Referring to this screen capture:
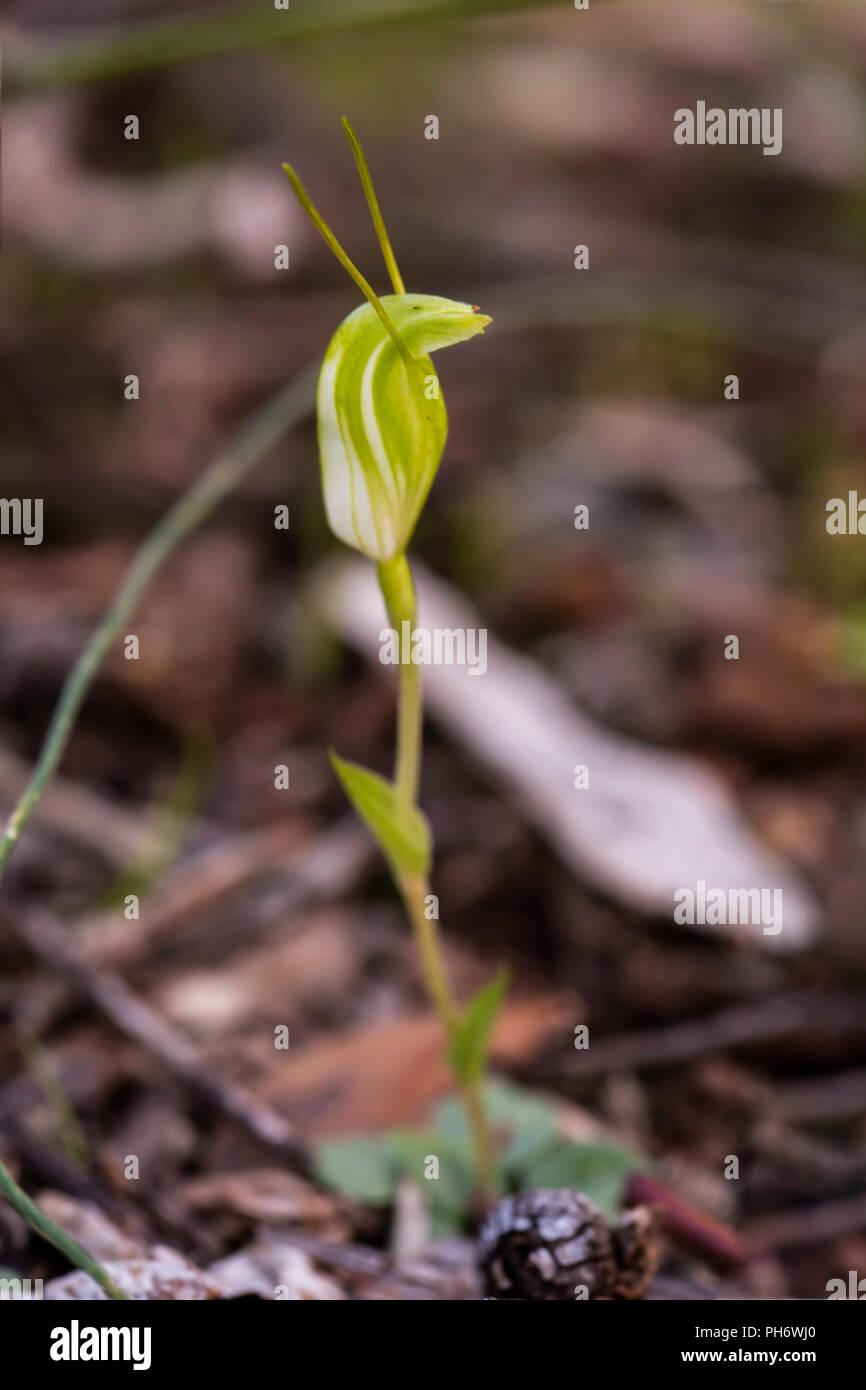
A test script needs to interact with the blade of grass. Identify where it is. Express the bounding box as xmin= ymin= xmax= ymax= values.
xmin=0 ymin=1162 xmax=129 ymax=1298
xmin=0 ymin=365 xmax=316 ymax=888
xmin=6 ymin=0 xmax=570 ymax=92
xmin=93 ymin=732 xmax=213 ymax=910
xmin=16 ymin=1029 xmax=90 ymax=1170
xmin=0 ymin=367 xmax=316 ymax=1295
